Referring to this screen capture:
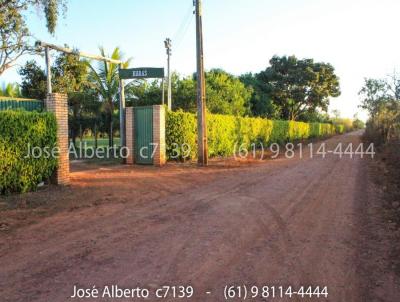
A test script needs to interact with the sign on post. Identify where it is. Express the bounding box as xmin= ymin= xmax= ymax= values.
xmin=119 ymin=67 xmax=165 ymax=79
